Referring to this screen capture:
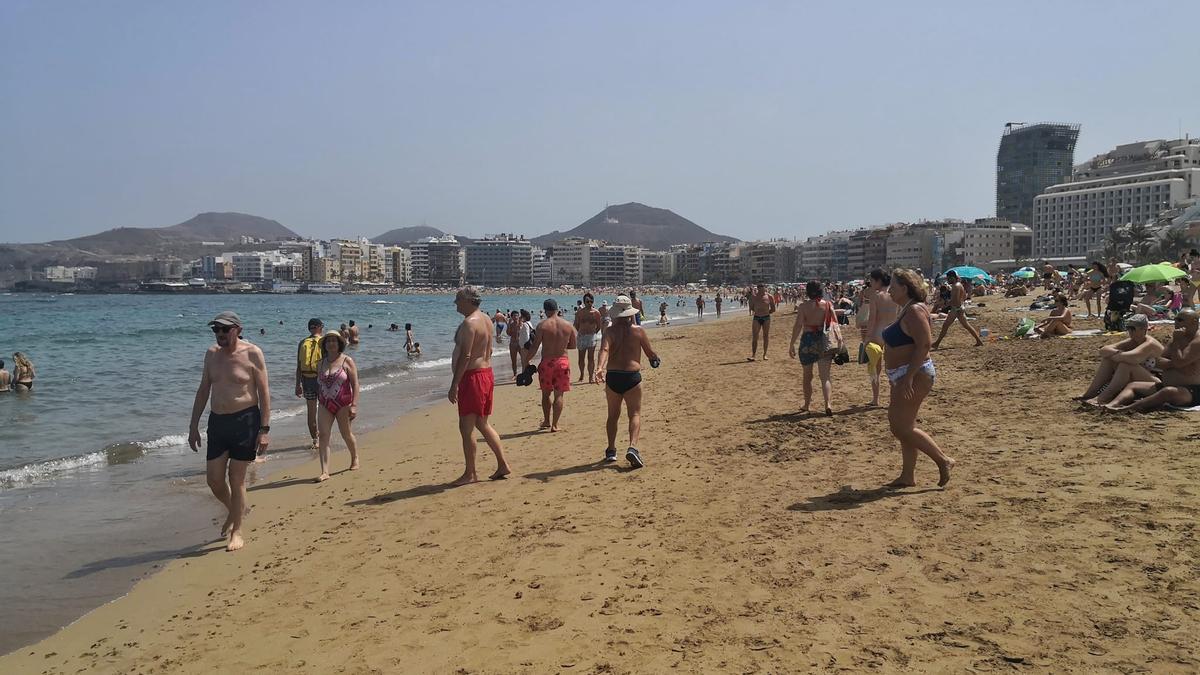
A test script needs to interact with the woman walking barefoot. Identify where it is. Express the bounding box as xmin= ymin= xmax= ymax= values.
xmin=315 ymin=330 xmax=360 ymax=482
xmin=789 ymin=280 xmax=836 ymax=415
xmin=883 ymin=269 xmax=955 ymax=487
